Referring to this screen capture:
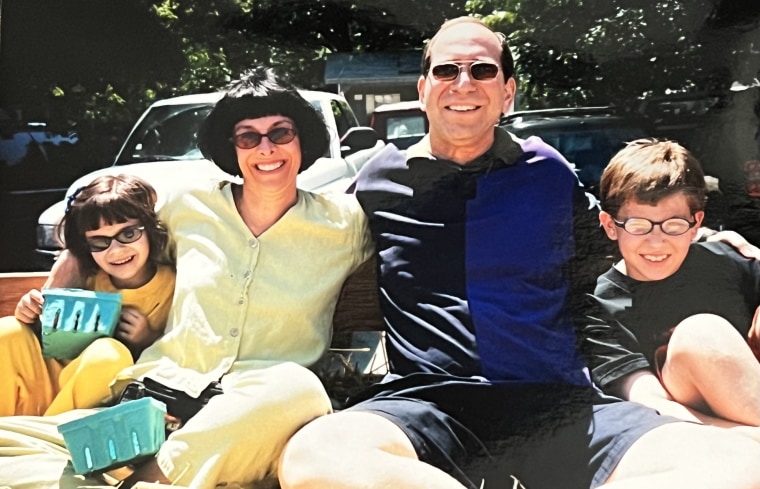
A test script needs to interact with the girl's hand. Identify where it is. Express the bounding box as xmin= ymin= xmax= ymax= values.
xmin=14 ymin=289 xmax=44 ymax=325
xmin=115 ymin=306 xmax=161 ymax=352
